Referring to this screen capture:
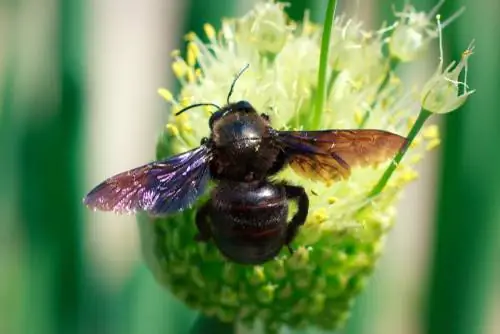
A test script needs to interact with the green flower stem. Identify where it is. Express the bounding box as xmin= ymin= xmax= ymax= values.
xmin=311 ymin=0 xmax=337 ymax=129
xmin=190 ymin=314 xmax=234 ymax=334
xmin=360 ymin=57 xmax=400 ymax=128
xmin=368 ymin=108 xmax=432 ymax=198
